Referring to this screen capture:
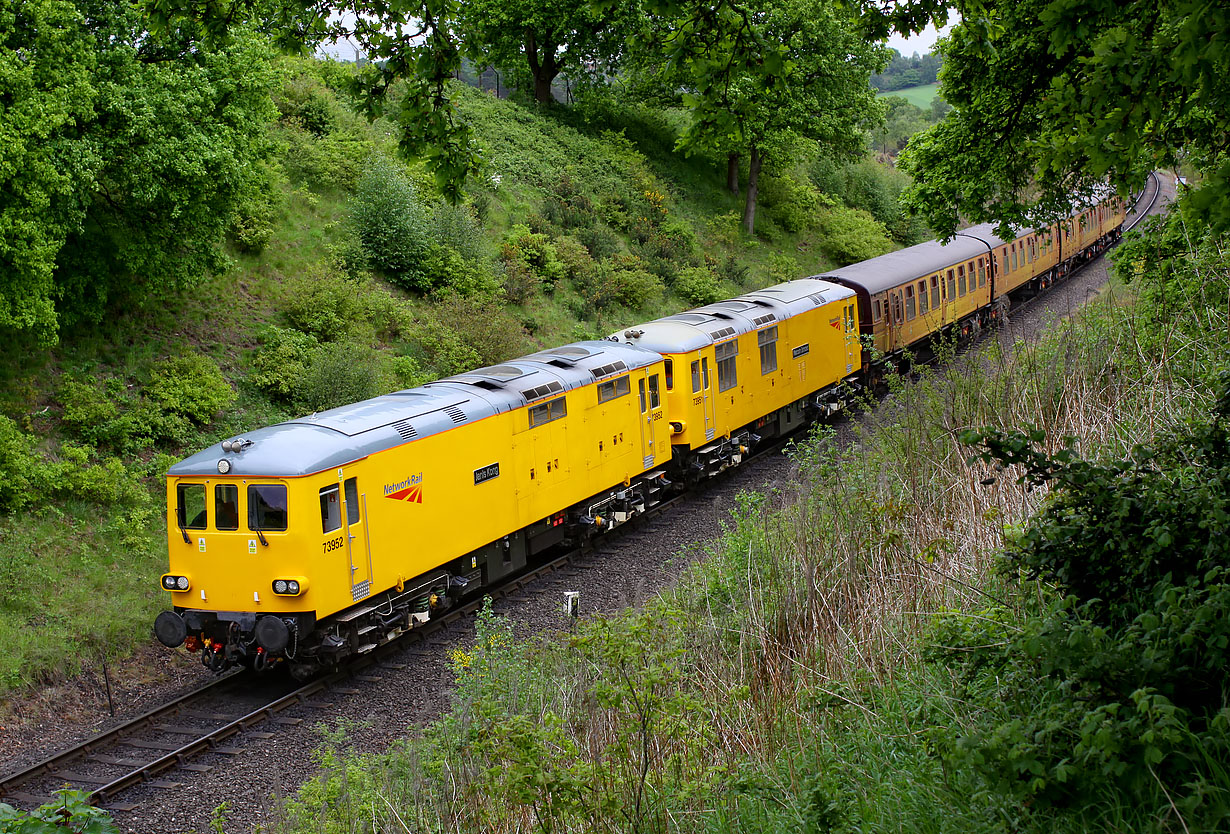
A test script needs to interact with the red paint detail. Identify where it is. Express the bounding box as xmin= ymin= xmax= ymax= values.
xmin=386 ymin=486 xmax=414 ymax=500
